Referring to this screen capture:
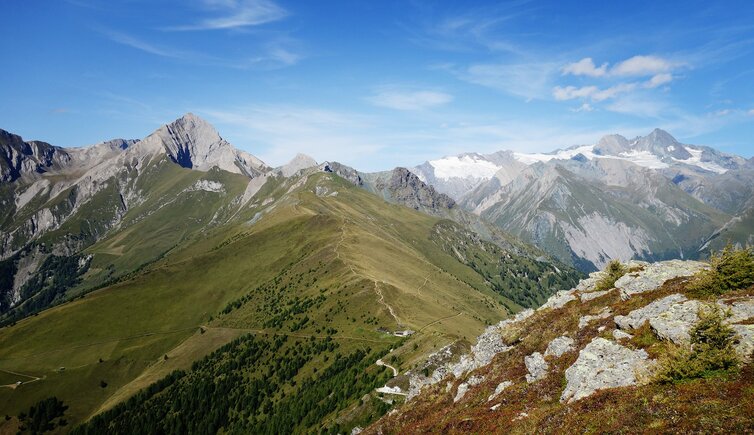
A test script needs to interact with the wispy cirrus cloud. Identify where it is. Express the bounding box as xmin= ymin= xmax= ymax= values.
xmin=164 ymin=0 xmax=287 ymax=31
xmin=101 ymin=29 xmax=301 ymax=69
xmin=367 ymin=88 xmax=453 ymax=111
